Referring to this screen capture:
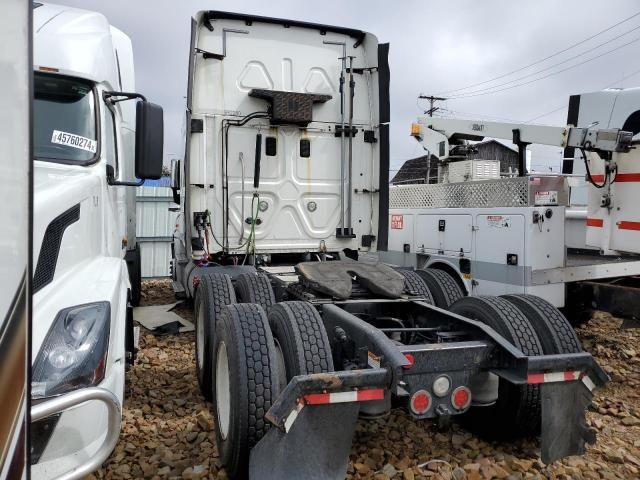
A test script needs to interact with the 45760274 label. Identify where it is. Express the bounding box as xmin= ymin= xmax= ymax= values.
xmin=51 ymin=130 xmax=97 ymax=153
